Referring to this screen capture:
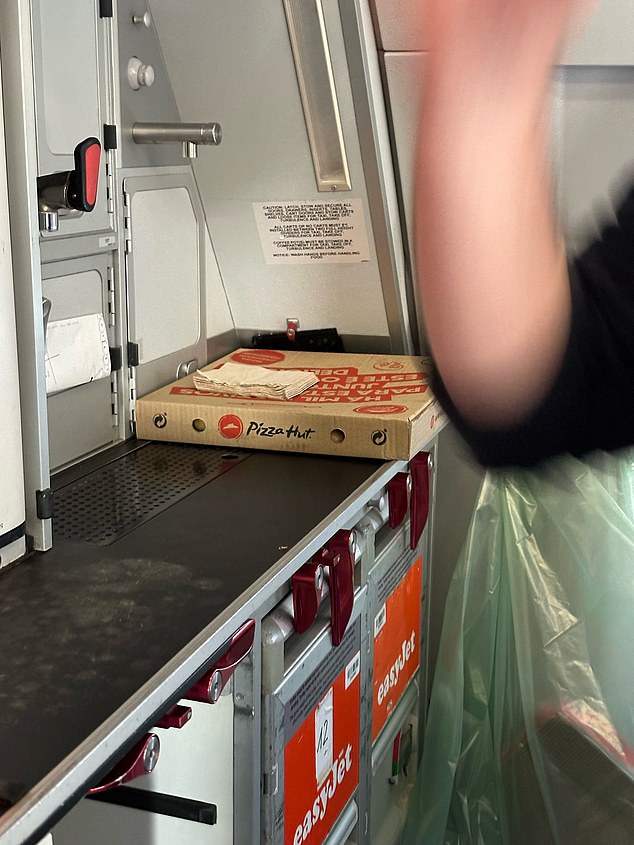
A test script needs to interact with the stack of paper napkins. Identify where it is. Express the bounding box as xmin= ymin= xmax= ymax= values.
xmin=192 ymin=362 xmax=318 ymax=400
